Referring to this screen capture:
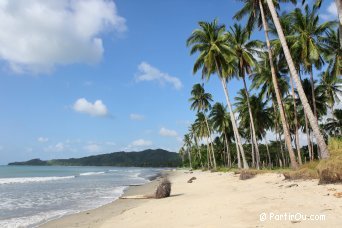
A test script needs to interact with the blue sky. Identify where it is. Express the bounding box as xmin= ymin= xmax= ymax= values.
xmin=0 ymin=0 xmax=338 ymax=164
